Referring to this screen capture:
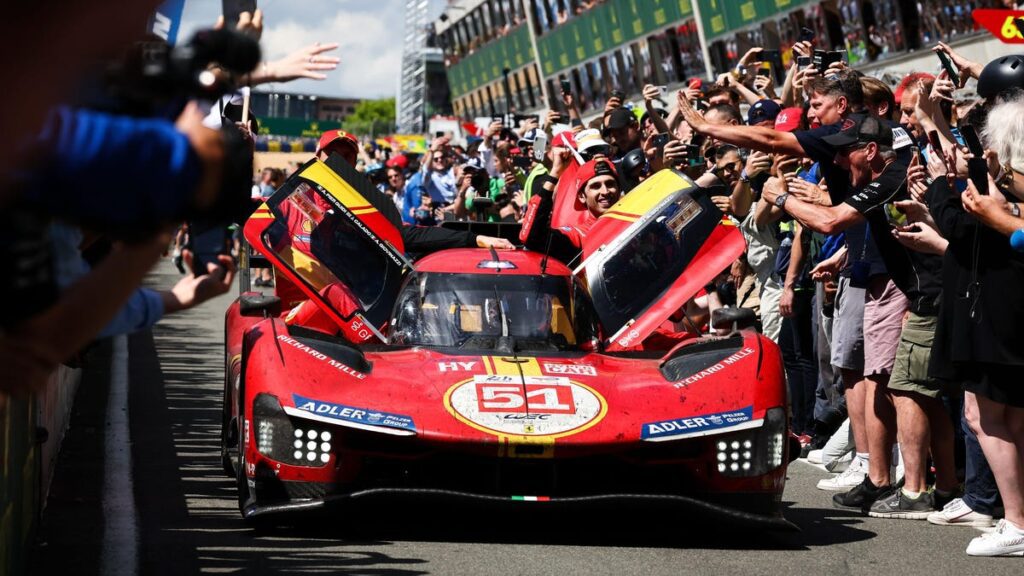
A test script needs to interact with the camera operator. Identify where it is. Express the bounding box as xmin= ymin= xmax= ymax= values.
xmin=0 ymin=25 xmax=265 ymax=396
